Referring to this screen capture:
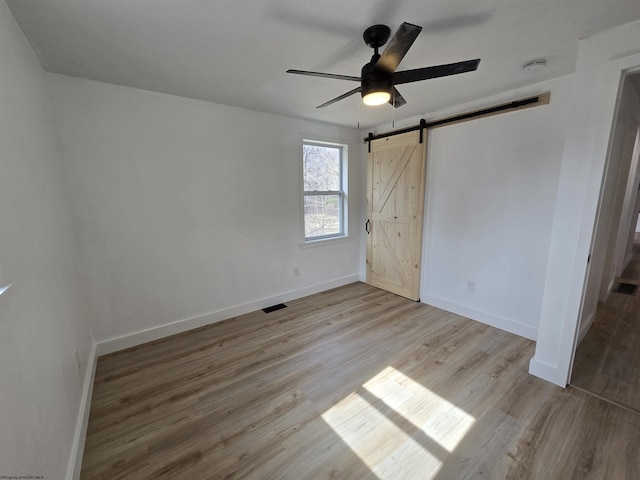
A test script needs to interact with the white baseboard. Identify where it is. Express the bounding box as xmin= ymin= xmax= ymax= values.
xmin=67 ymin=342 xmax=98 ymax=480
xmin=598 ymin=279 xmax=614 ymax=303
xmin=420 ymin=294 xmax=538 ymax=340
xmin=97 ymin=275 xmax=361 ymax=355
xmin=577 ymin=310 xmax=596 ymax=345
xmin=623 ymin=253 xmax=633 ymax=272
xmin=529 ymin=356 xmax=567 ymax=387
